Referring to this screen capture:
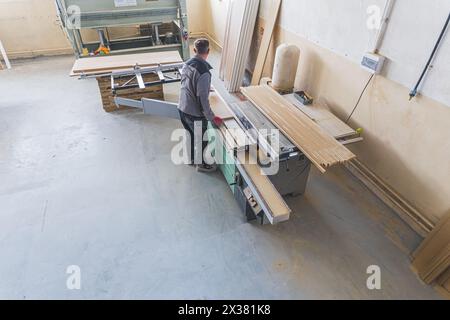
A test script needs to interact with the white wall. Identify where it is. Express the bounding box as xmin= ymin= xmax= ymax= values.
xmin=187 ymin=0 xmax=207 ymax=34
xmin=0 ymin=0 xmax=72 ymax=57
xmin=259 ymin=0 xmax=450 ymax=107
xmin=379 ymin=0 xmax=450 ymax=106
xmin=259 ymin=0 xmax=385 ymax=58
xmin=204 ymin=0 xmax=229 ymax=46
